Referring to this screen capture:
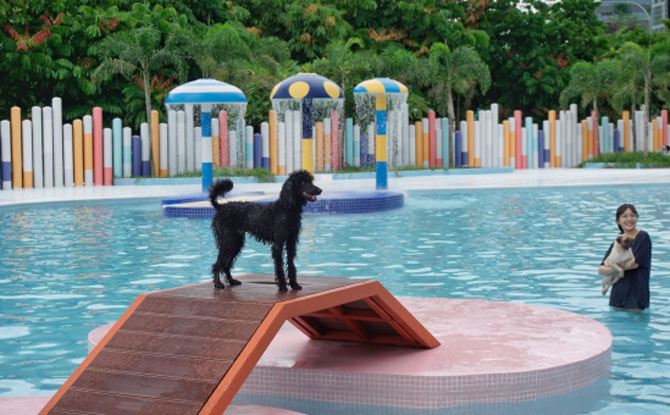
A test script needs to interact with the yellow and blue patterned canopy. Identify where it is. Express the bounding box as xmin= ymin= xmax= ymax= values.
xmin=270 ymin=73 xmax=343 ymax=100
xmin=353 ymin=78 xmax=408 ymax=94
